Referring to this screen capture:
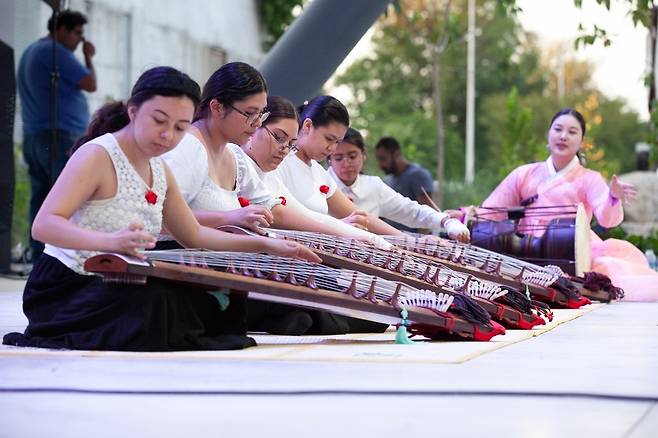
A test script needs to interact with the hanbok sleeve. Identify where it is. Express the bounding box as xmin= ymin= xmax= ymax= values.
xmin=376 ymin=177 xmax=446 ymax=230
xmin=231 ymin=144 xmax=281 ymax=210
xmin=584 ymin=171 xmax=623 ymax=228
xmin=161 ymin=134 xmax=208 ymax=204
